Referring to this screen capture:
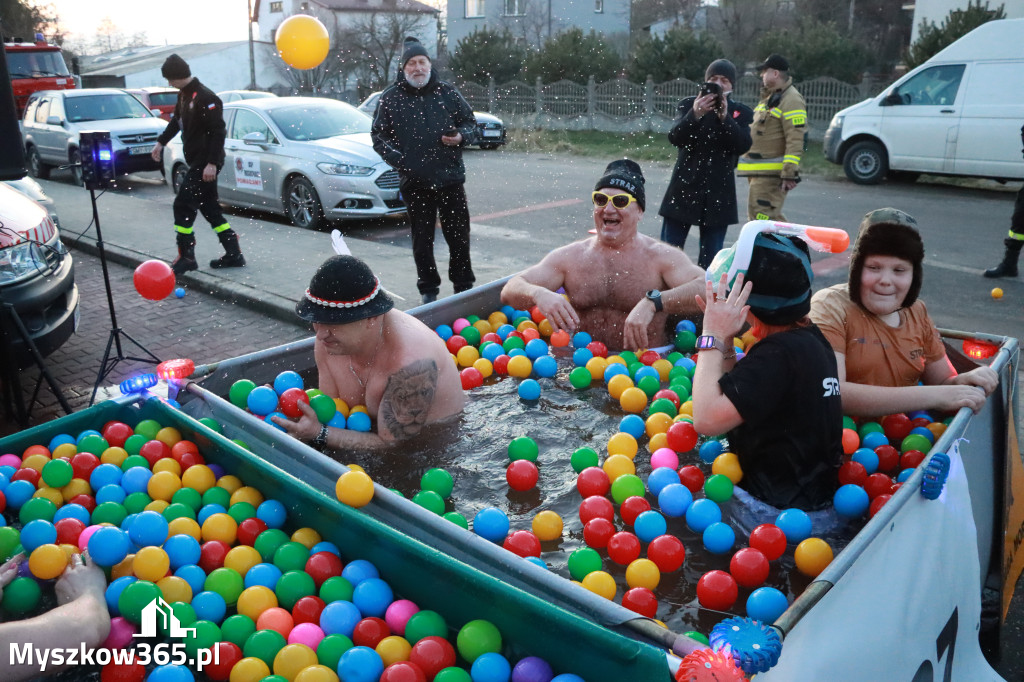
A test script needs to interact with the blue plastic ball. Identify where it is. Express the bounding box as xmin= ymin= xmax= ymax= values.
xmin=634 ymin=510 xmax=668 ymax=543
xmin=88 ymin=526 xmax=131 ymax=567
xmin=698 ymin=440 xmax=724 ymax=464
xmin=20 ymin=519 xmax=57 ymax=553
xmin=746 ymin=586 xmax=789 ymax=624
xmin=517 ymin=379 xmax=542 ymax=401
xmin=472 ymin=651 xmax=512 ymax=682
xmin=197 ymin=504 xmax=227 ymax=527
xmin=524 ymin=556 xmax=547 ymax=570
xmin=524 ymin=339 xmax=549 ymax=360
xmin=347 ymin=411 xmax=372 ymax=432
xmin=673 ymin=357 xmax=696 ymax=373
xmin=105 ymin=576 xmax=137 ymax=616
xmin=326 ymin=411 xmax=347 ymax=429
xmin=685 ymin=498 xmax=722 ymax=533
xmin=572 ymin=331 xmax=592 ymax=348
xmin=633 ymin=366 xmax=659 ymax=383
xmin=48 ymin=433 xmax=75 ymax=452
xmin=89 ymin=463 xmax=123 ymax=491
xmin=265 ymin=412 xmax=288 ymax=432
xmin=435 ymin=324 xmax=454 ymax=341
xmin=496 ymin=324 xmax=515 ymax=340
xmin=500 ymin=305 xmax=516 ymax=319
xmin=603 ymin=363 xmax=628 ymax=383
xmin=532 ymin=356 xmax=557 ymax=378
xmin=164 ymin=534 xmax=202 ymax=569
xmin=860 ymin=431 xmax=889 ymax=450
xmin=657 ymin=484 xmax=693 ymax=518
xmin=910 ymin=426 xmax=935 ymax=444
xmin=246 ymin=386 xmax=278 ymax=416
xmin=321 ymin=599 xmax=363 ymax=637
xmin=646 ymin=467 xmax=681 ymax=498
xmin=0 ymin=472 xmax=8 ymax=493
xmin=775 ymin=508 xmax=813 ymax=544
xmin=4 ymin=479 xmax=35 ymax=508
xmin=147 ymin=665 xmax=195 ymax=682
xmin=619 ymin=414 xmax=646 ymax=439
xmin=702 ymin=521 xmax=736 ymax=554
xmin=473 ymin=507 xmax=511 ymax=544
xmin=572 ymin=348 xmax=594 ymax=367
xmin=338 ymin=646 xmax=384 ymax=682
xmin=675 ymin=319 xmax=697 ymax=334
xmin=311 ymin=541 xmax=341 ymax=557
xmin=273 ymin=371 xmax=304 ymax=395
xmin=352 ymin=577 xmax=393 ymax=618
xmin=897 ymin=468 xmax=914 ymax=483
xmin=121 ymin=467 xmax=152 ymax=495
xmin=257 ymin=500 xmax=287 ymax=529
xmin=507 ymin=348 xmax=526 ymax=358
xmin=482 ymin=343 xmax=505 ymax=362
xmin=191 ymin=590 xmax=227 ymax=624
xmin=53 ymin=504 xmax=90 ymax=525
xmin=551 ymin=676 xmax=586 ymax=682
xmin=174 ymin=287 xmax=185 ymax=299
xmin=174 ymin=565 xmax=207 ymax=595
xmin=96 ymin=484 xmax=127 ymax=505
xmin=341 ymin=559 xmax=379 ymax=587
xmin=128 ymin=510 xmax=169 ymax=547
xmin=851 ymin=448 xmax=880 ymax=475
xmin=244 ymin=563 xmax=283 ymax=590
xmin=833 ymin=484 xmax=870 ymax=519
